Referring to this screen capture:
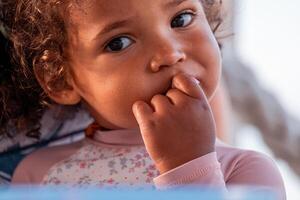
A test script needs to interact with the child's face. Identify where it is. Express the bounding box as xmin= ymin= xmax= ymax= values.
xmin=66 ymin=0 xmax=221 ymax=130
